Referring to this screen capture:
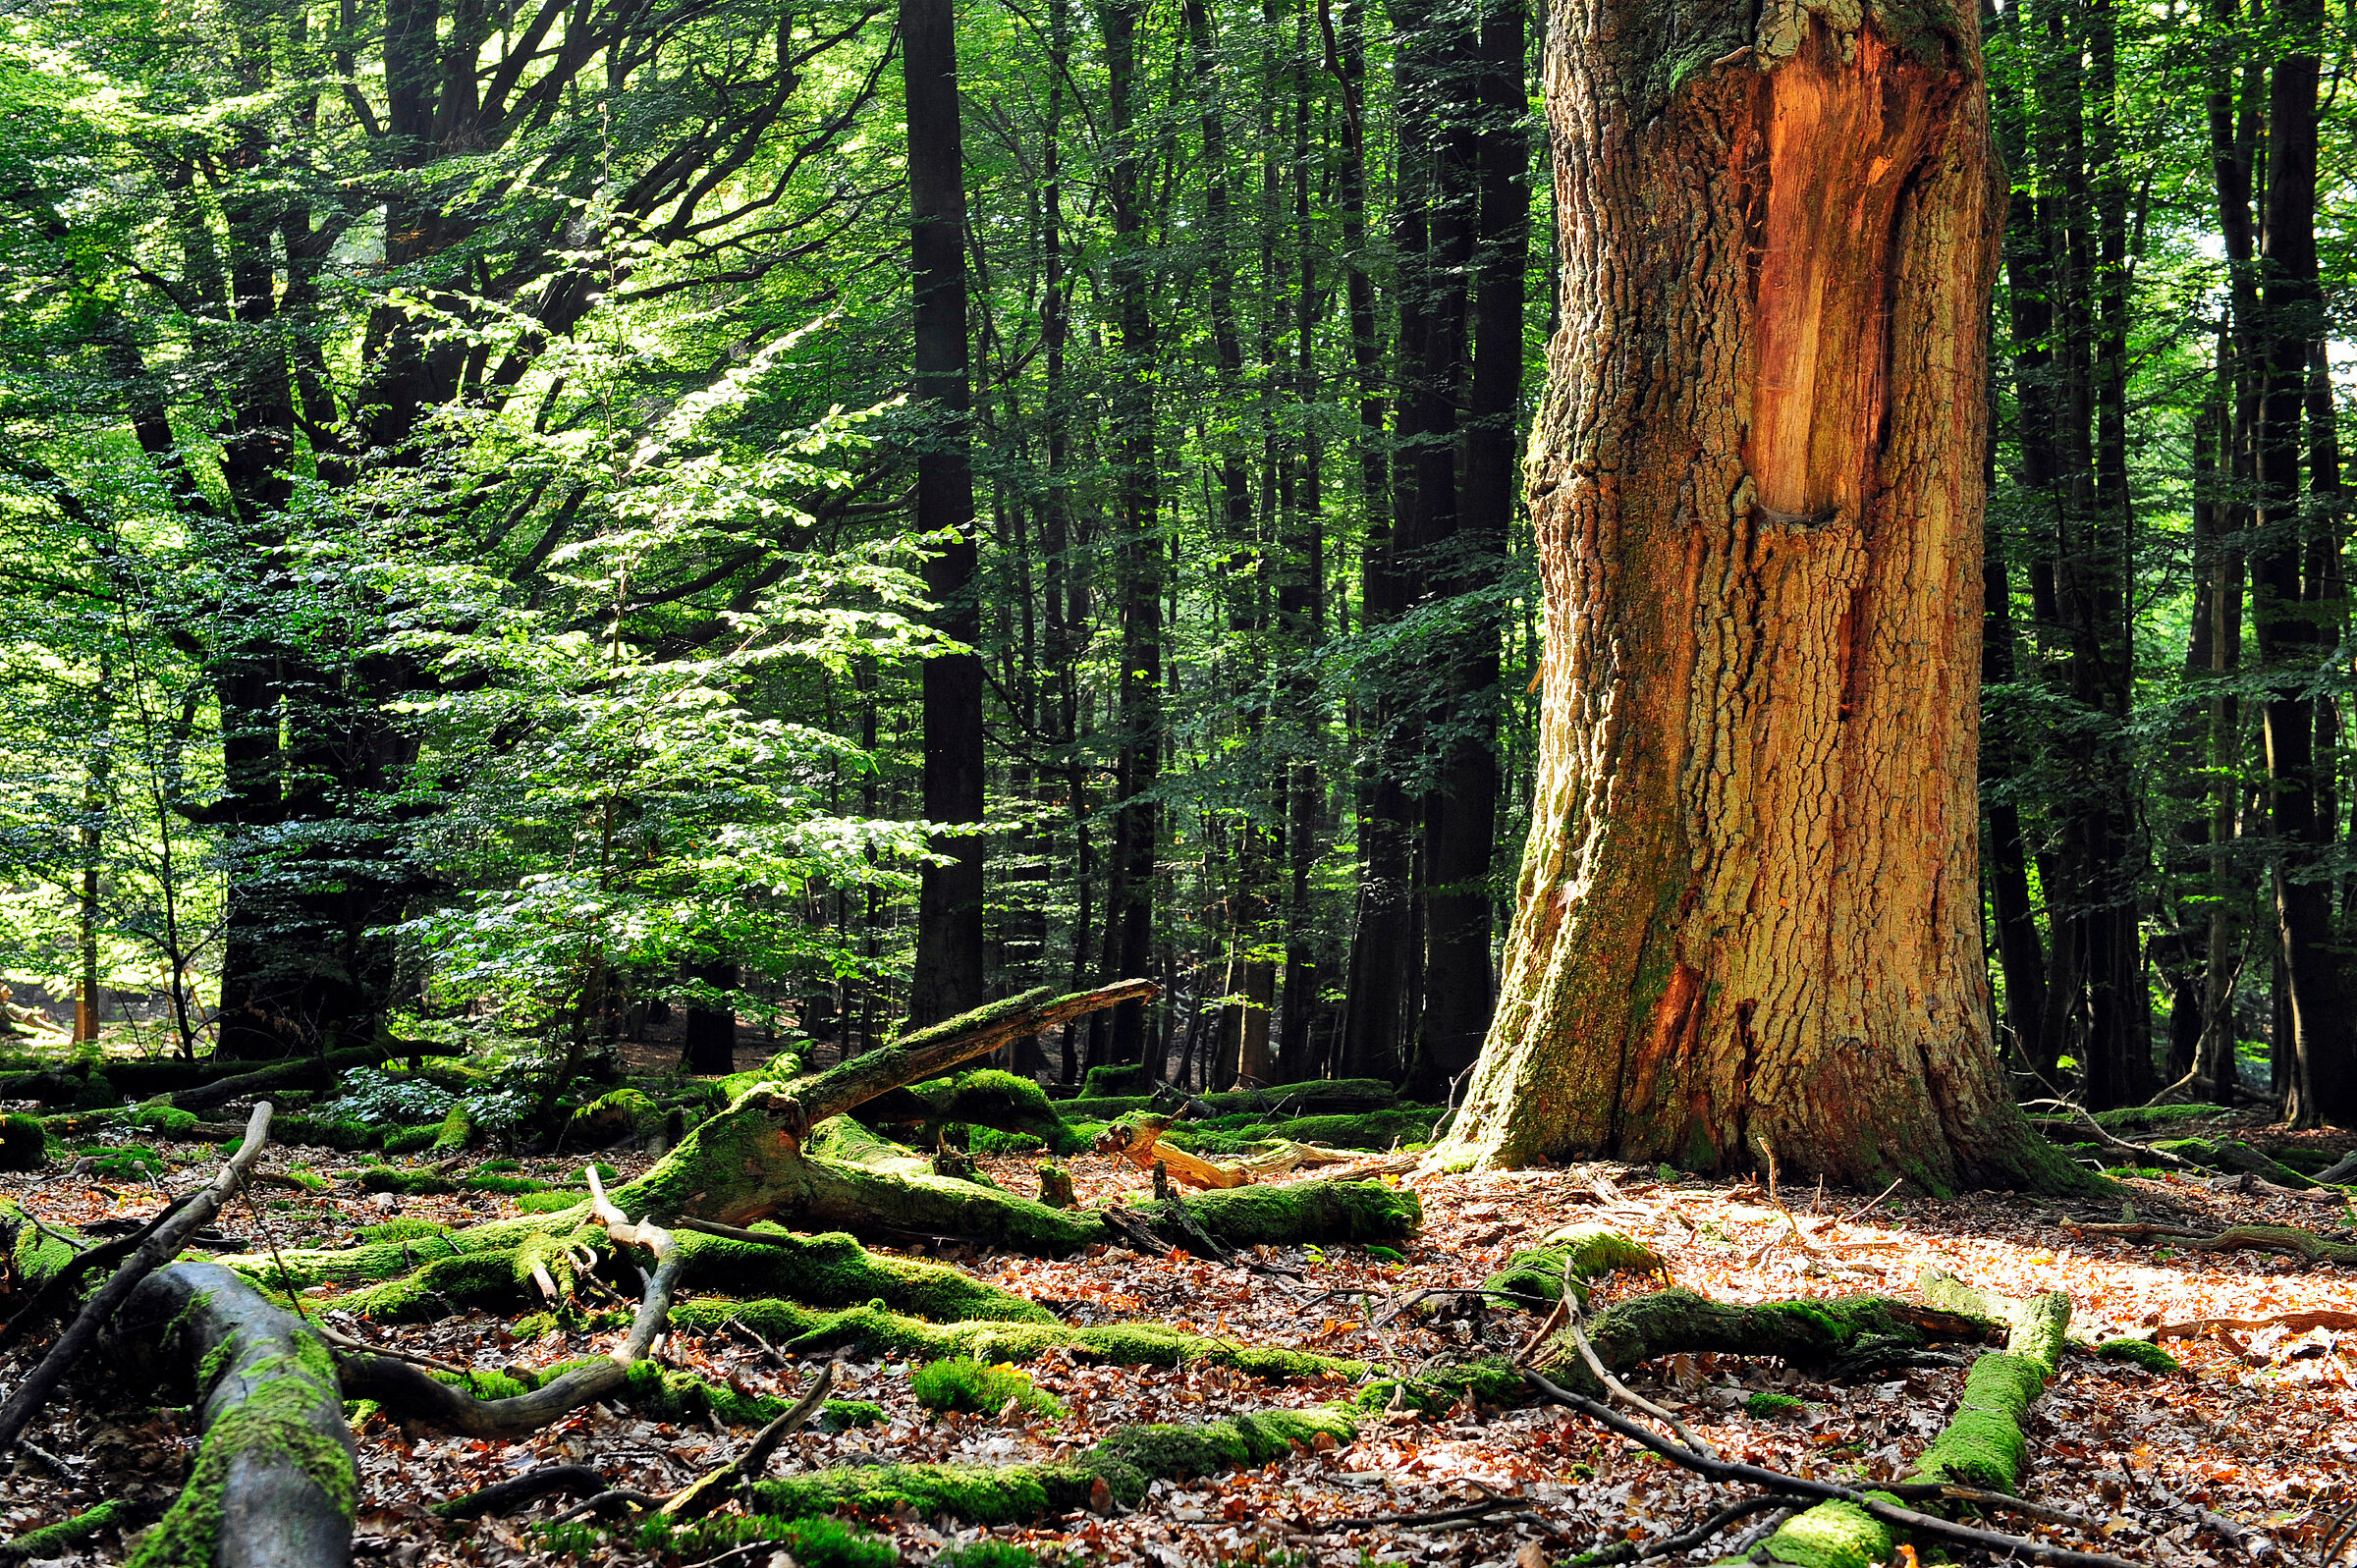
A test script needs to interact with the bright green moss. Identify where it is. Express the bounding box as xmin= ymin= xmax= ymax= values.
xmin=517 ymin=1190 xmax=587 ymax=1214
xmin=568 ymin=1088 xmax=660 ymax=1146
xmin=1745 ymin=1391 xmax=1806 ymax=1419
xmin=938 ymin=1545 xmax=1039 ymax=1568
xmin=912 ymin=1356 xmax=1065 ymax=1418
xmin=1763 ymin=1497 xmax=1892 ymax=1568
xmin=356 ymin=1164 xmax=455 ymax=1195
xmin=6 ymin=1498 xmax=136 ymax=1555
xmin=1480 ymin=1226 xmax=1663 ymax=1311
xmin=381 ymin=1126 xmax=438 ymax=1156
xmin=671 ymin=1227 xmax=1052 ymax=1324
xmin=2092 ymin=1337 xmax=2181 ymax=1373
xmin=667 ymin=1296 xmax=1371 ymax=1383
xmin=0 ymin=1113 xmax=45 ymax=1170
xmin=430 ymin=1103 xmax=476 ymax=1153
xmin=745 ymin=1404 xmax=1357 ymax=1526
xmin=822 ymin=1398 xmax=886 ymax=1431
xmin=356 ymin=1217 xmax=450 ymax=1245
